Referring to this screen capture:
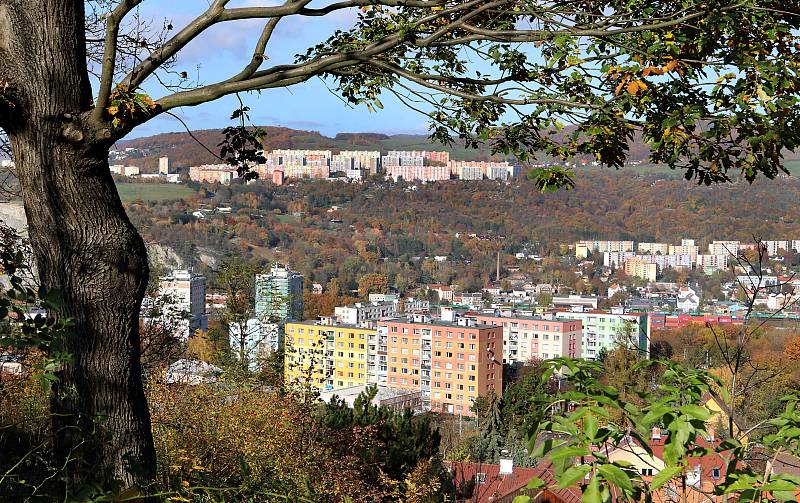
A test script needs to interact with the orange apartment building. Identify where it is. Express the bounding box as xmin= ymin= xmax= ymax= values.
xmin=378 ymin=315 xmax=502 ymax=417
